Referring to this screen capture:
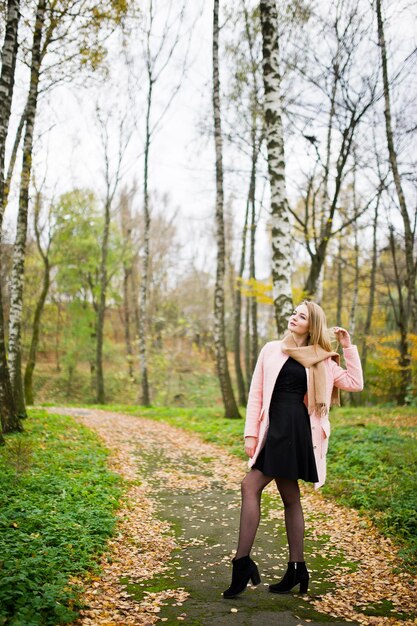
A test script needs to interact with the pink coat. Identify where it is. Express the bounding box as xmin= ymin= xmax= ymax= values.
xmin=244 ymin=341 xmax=363 ymax=489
